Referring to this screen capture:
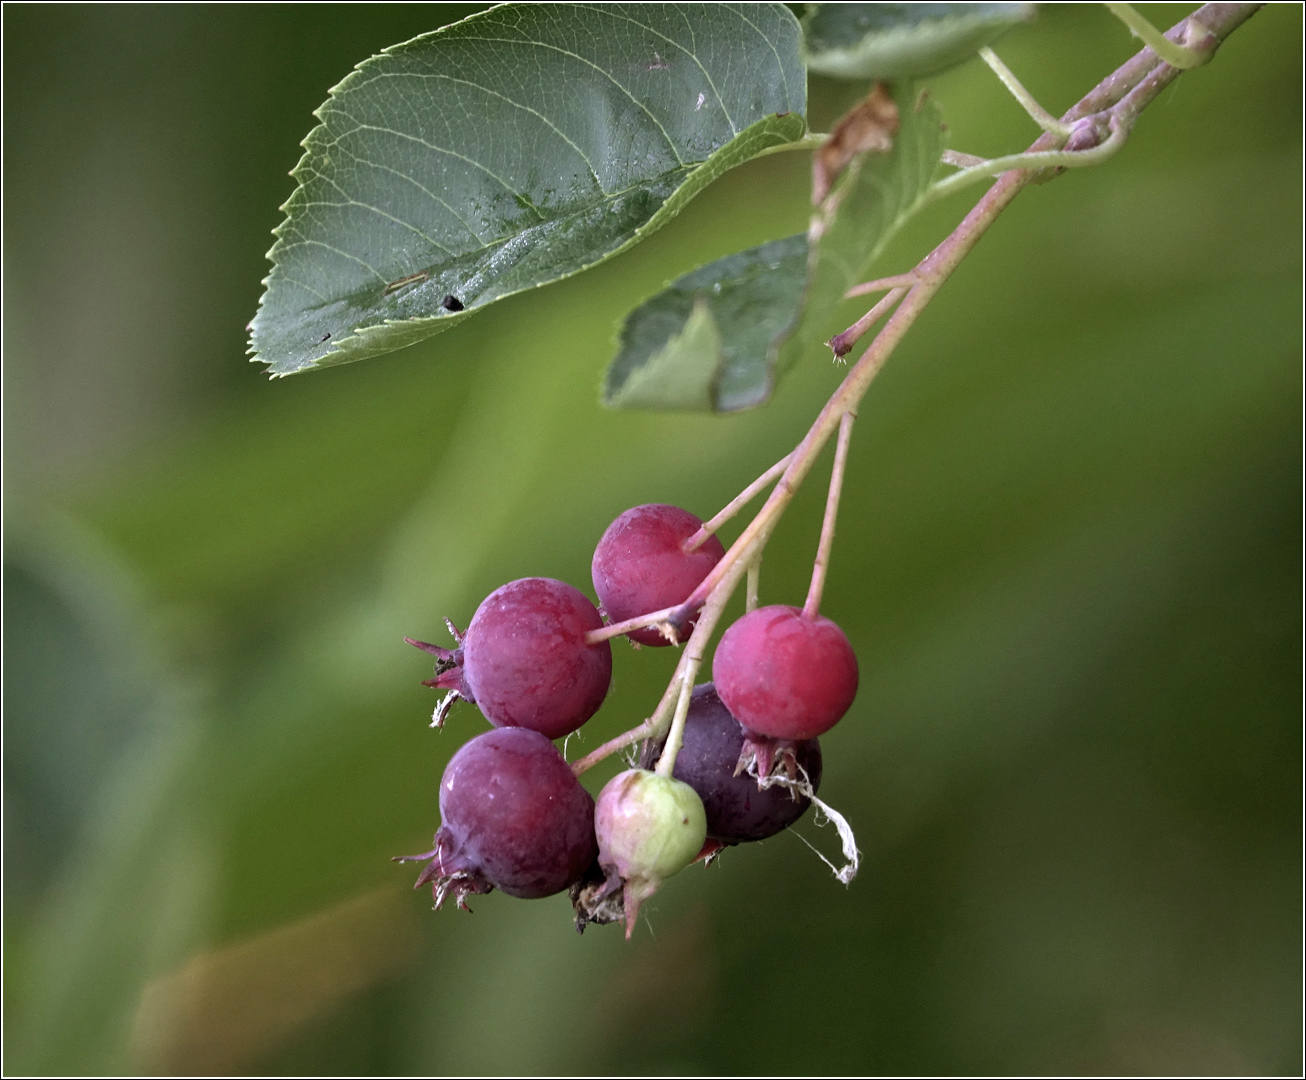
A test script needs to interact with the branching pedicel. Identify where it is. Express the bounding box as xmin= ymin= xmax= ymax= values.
xmin=576 ymin=0 xmax=1260 ymax=768
xmin=401 ymin=3 xmax=1261 ymax=936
